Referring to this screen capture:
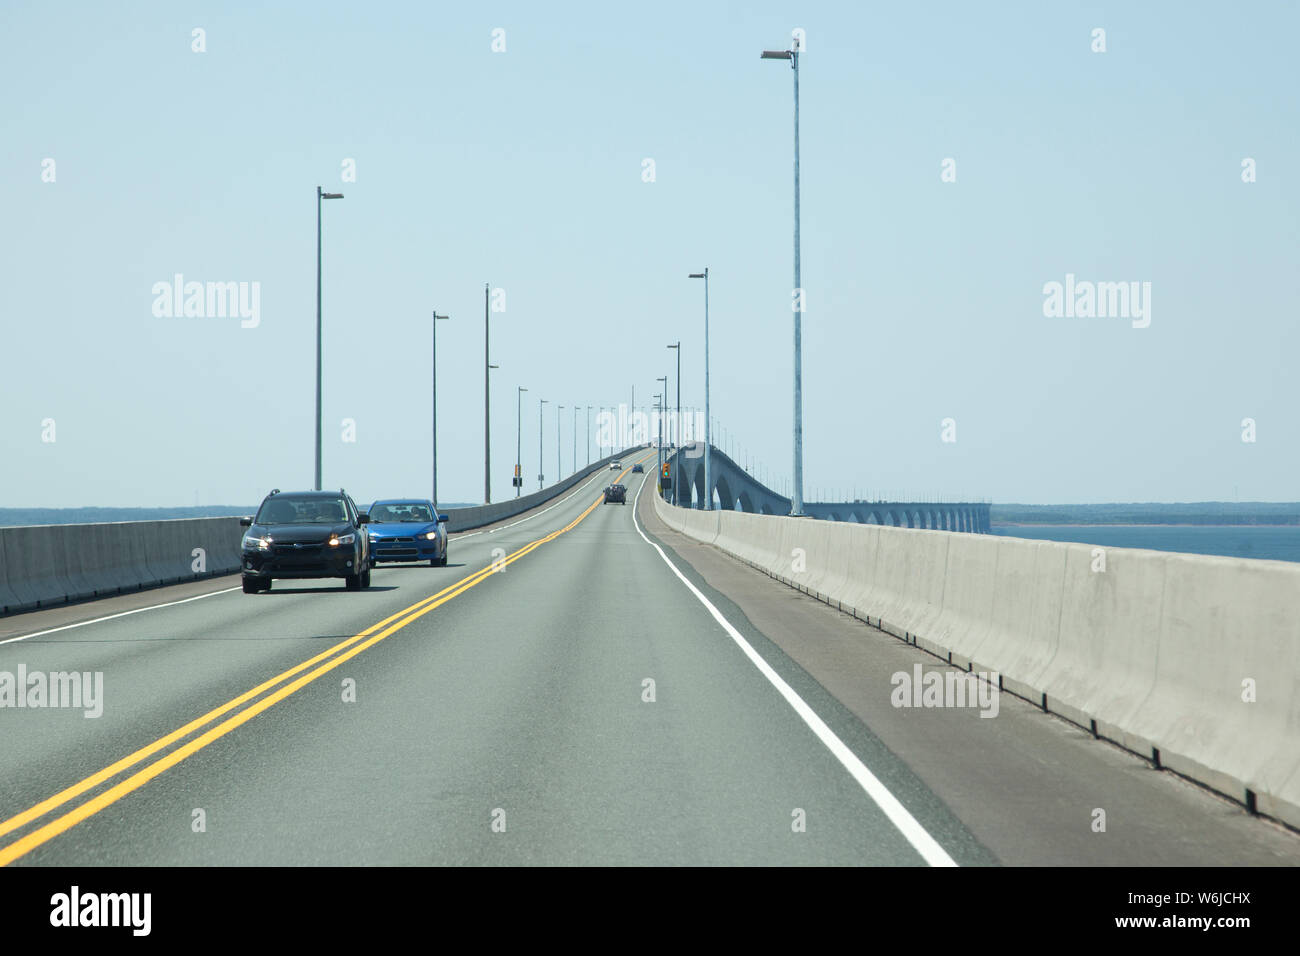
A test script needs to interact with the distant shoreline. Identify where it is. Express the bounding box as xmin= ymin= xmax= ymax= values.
xmin=992 ymin=522 xmax=1300 ymax=529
